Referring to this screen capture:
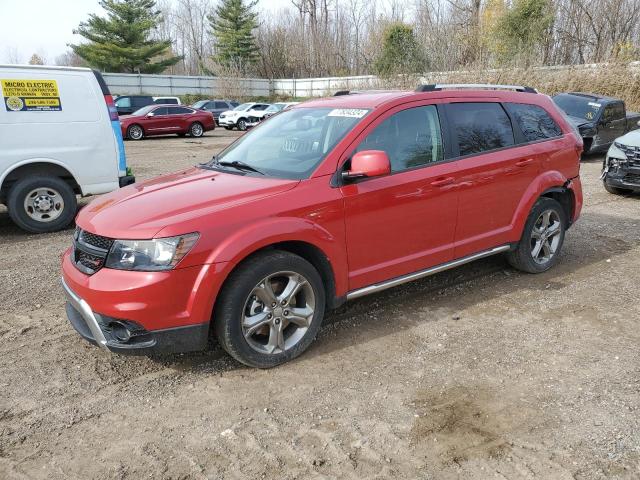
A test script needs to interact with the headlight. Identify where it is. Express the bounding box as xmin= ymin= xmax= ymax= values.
xmin=613 ymin=142 xmax=628 ymax=155
xmin=105 ymin=233 xmax=199 ymax=271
